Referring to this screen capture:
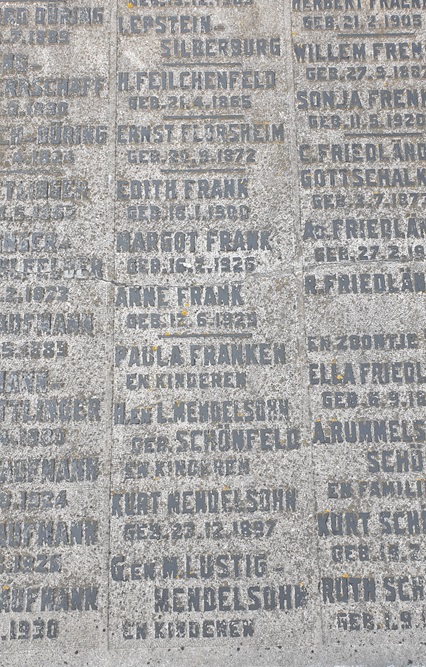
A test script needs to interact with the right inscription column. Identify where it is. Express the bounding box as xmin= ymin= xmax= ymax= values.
xmin=291 ymin=0 xmax=426 ymax=655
